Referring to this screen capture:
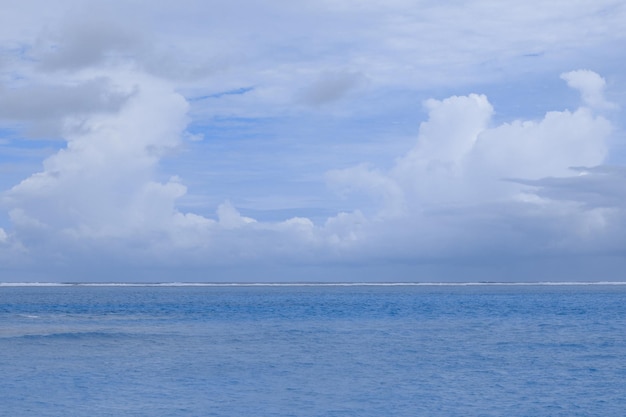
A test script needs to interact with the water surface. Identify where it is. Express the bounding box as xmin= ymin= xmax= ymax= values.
xmin=1 ymin=284 xmax=625 ymax=416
